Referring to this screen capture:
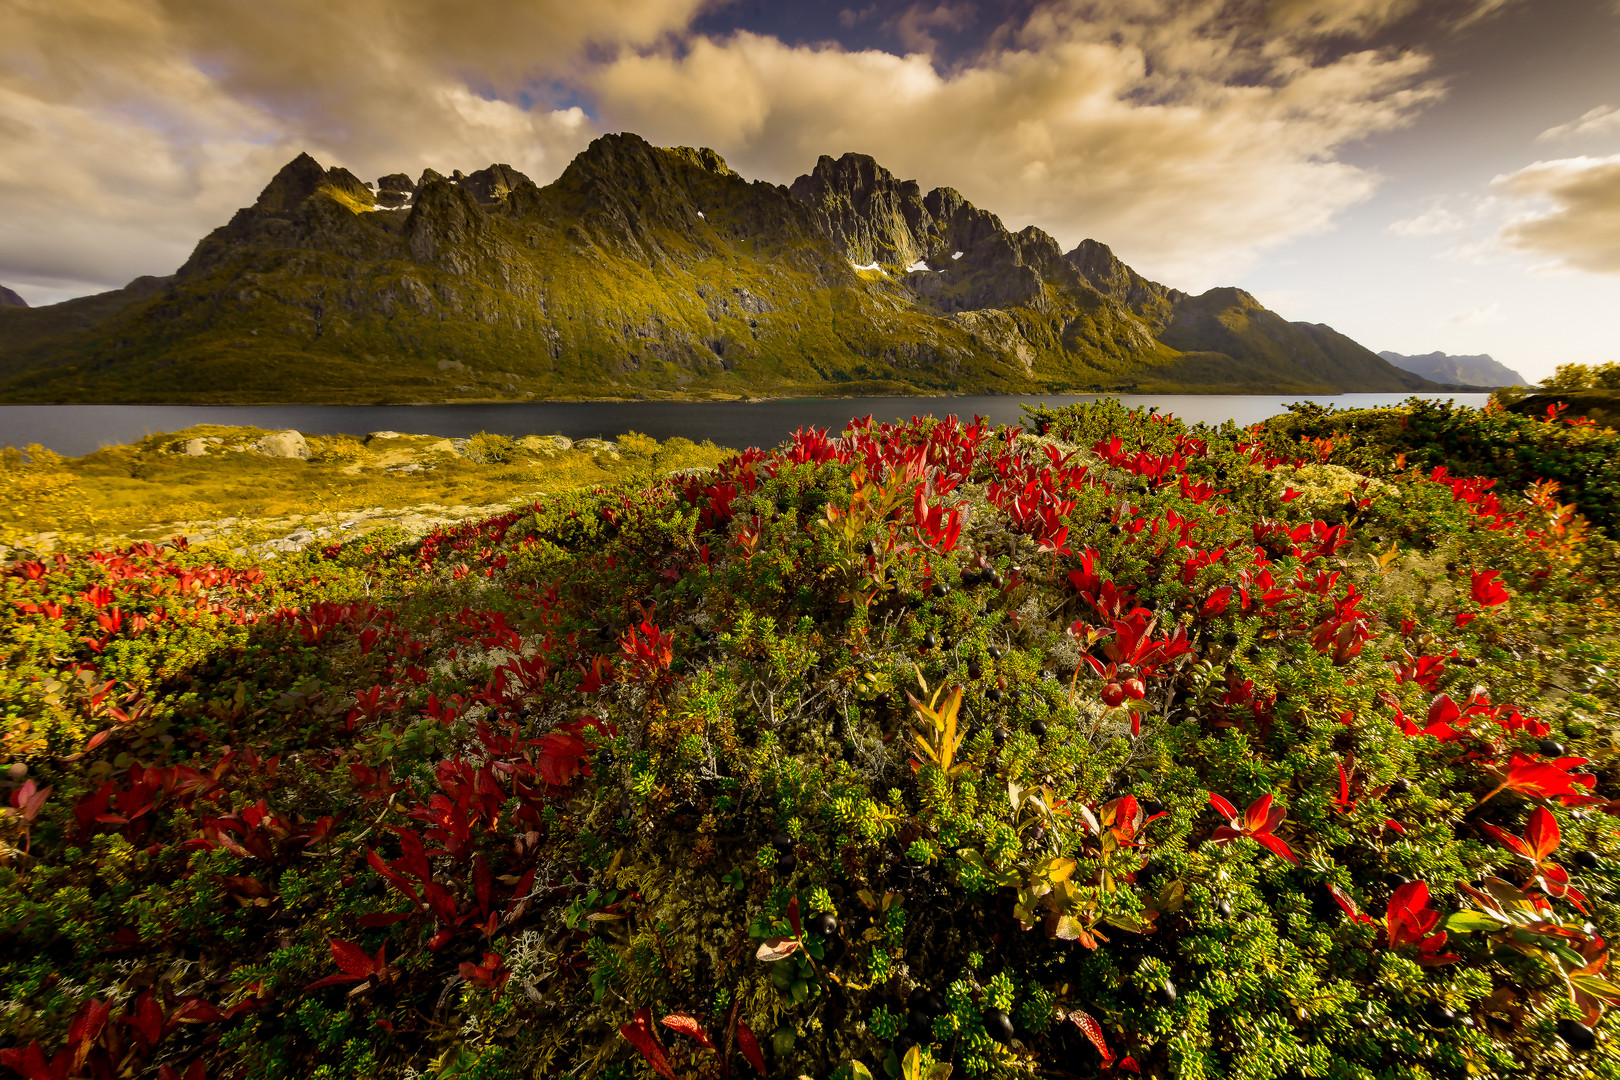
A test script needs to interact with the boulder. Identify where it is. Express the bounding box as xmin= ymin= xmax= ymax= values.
xmin=367 ymin=431 xmax=403 ymax=441
xmin=182 ymin=438 xmax=208 ymax=456
xmin=253 ymin=430 xmax=310 ymax=459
